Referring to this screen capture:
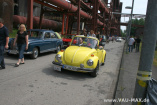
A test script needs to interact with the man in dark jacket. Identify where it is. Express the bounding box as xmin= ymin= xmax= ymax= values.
xmin=96 ymin=31 xmax=100 ymax=40
xmin=135 ymin=36 xmax=141 ymax=52
xmin=0 ymin=18 xmax=9 ymax=69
